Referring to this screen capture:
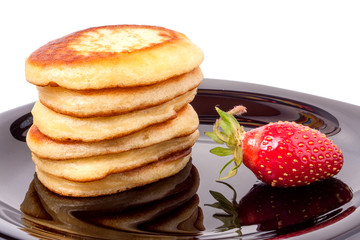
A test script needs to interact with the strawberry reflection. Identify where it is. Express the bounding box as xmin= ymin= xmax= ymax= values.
xmin=207 ymin=178 xmax=353 ymax=236
xmin=20 ymin=161 xmax=204 ymax=239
